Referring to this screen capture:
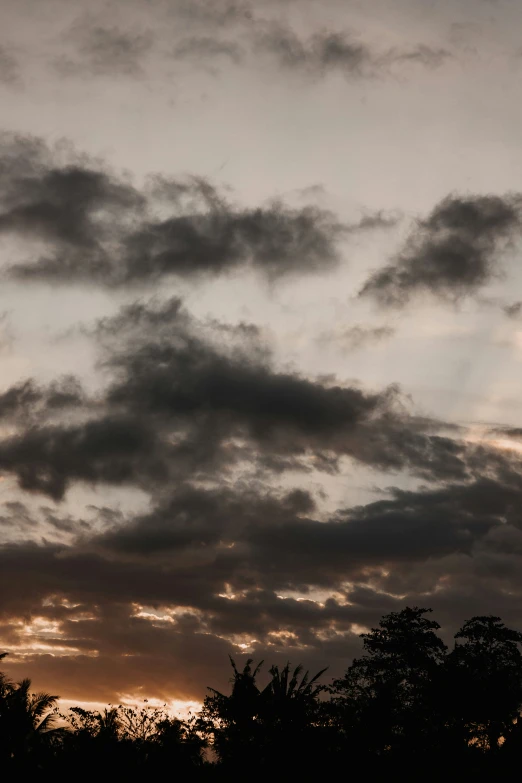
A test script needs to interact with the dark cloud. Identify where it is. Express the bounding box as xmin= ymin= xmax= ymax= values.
xmin=316 ymin=324 xmax=395 ymax=352
xmin=120 ymin=201 xmax=344 ymax=284
xmin=0 ymin=414 xmax=169 ymax=501
xmin=382 ymin=44 xmax=451 ymax=69
xmin=0 ymin=298 xmax=391 ymax=498
xmin=103 ymin=305 xmax=385 ymax=439
xmin=489 ymin=426 xmax=522 ymax=439
xmin=254 ymin=24 xmax=450 ymax=79
xmin=93 ymin=485 xmax=317 ymax=560
xmin=360 ymin=194 xmax=522 ymax=306
xmin=248 ymin=476 xmax=521 ymax=584
xmin=4 ymin=470 xmax=522 ymax=701
xmin=0 ymin=296 xmax=510 ymax=500
xmin=89 ymin=478 xmax=512 ymax=589
xmin=173 ymin=0 xmax=254 ymax=28
xmin=55 ymin=25 xmax=155 ymax=78
xmin=0 ymin=501 xmax=37 ymax=533
xmin=173 ymin=36 xmax=244 ymax=64
xmin=0 ymin=376 xmax=85 ymax=423
xmin=0 ymin=133 xmax=144 ymax=274
xmin=1 ymin=135 xmax=349 ymax=286
xmin=256 ymin=25 xmax=374 ymax=77
xmin=353 ymin=210 xmax=402 ymax=231
xmin=504 ymin=301 xmax=522 ymax=318
xmin=98 ymin=298 xmax=478 ymax=485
